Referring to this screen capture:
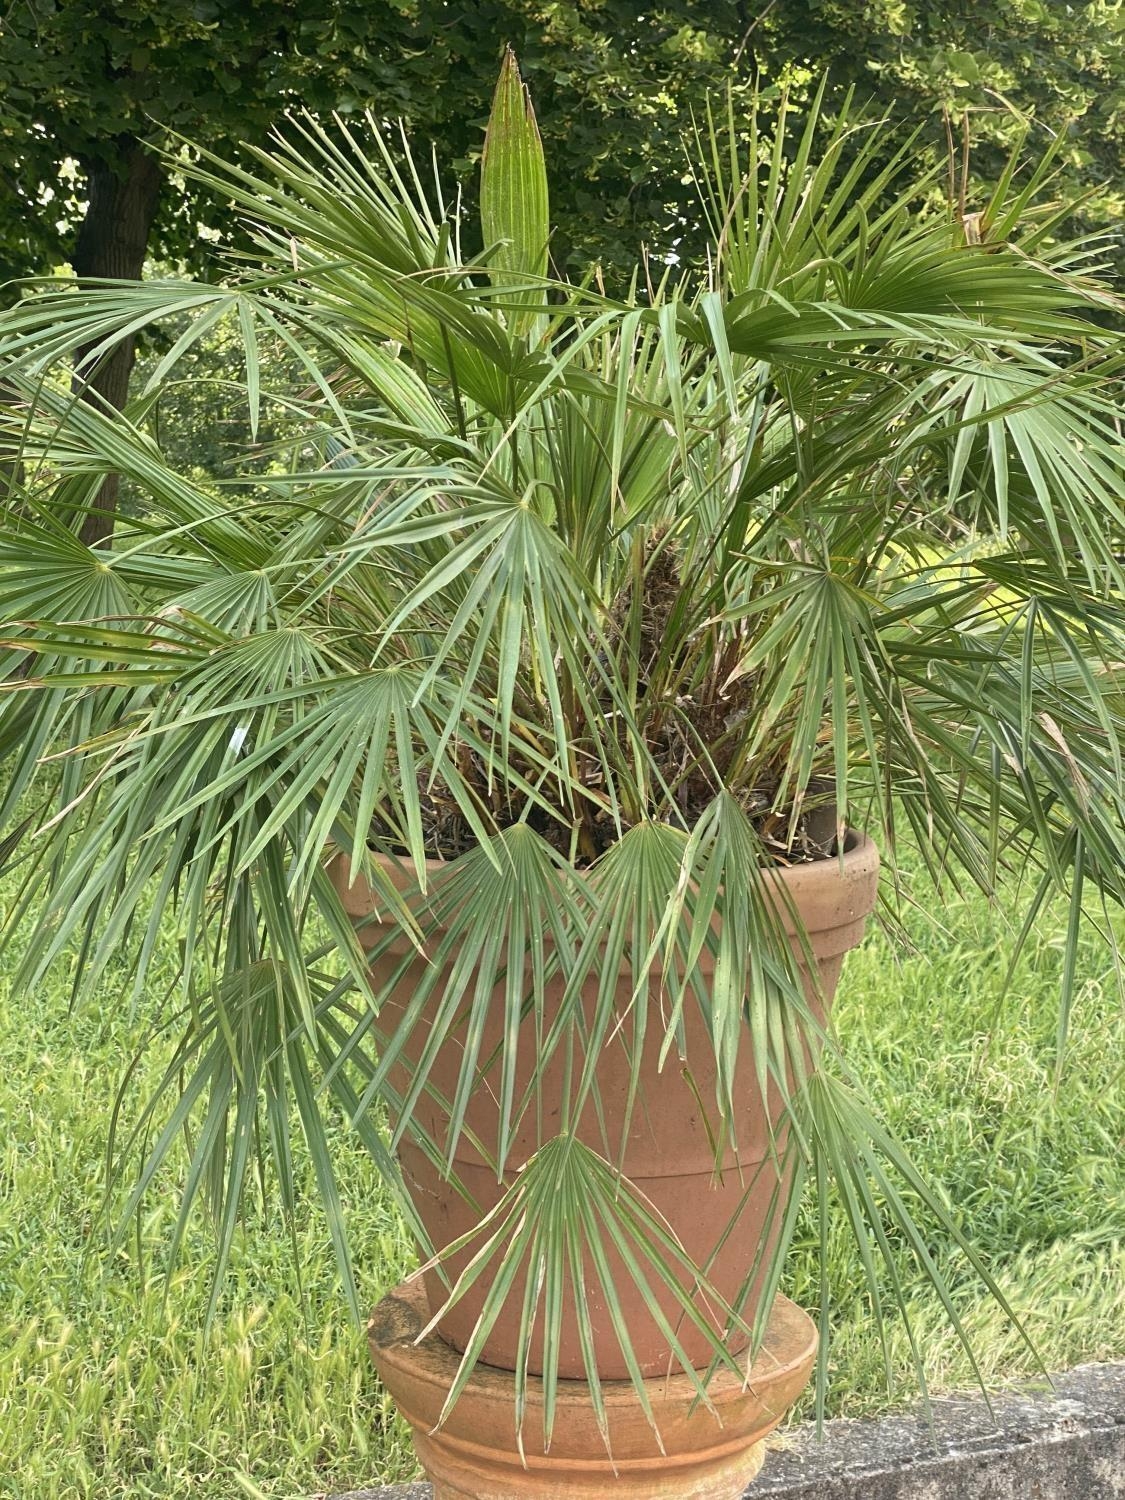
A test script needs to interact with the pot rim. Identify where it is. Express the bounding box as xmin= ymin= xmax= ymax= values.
xmin=343 ymin=829 xmax=877 ymax=876
xmin=330 ymin=831 xmax=880 ymax=942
